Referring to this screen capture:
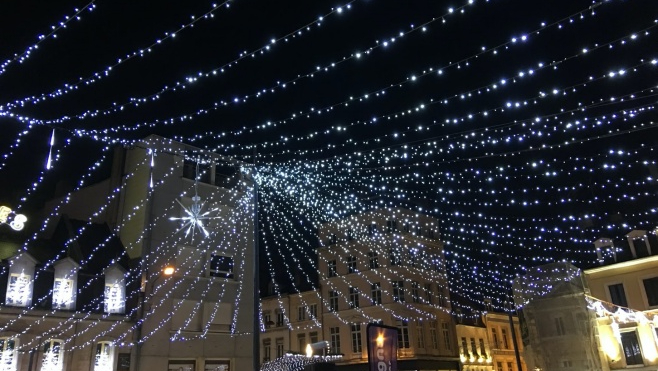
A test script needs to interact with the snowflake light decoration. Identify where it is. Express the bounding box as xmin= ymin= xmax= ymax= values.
xmin=169 ymin=159 xmax=219 ymax=241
